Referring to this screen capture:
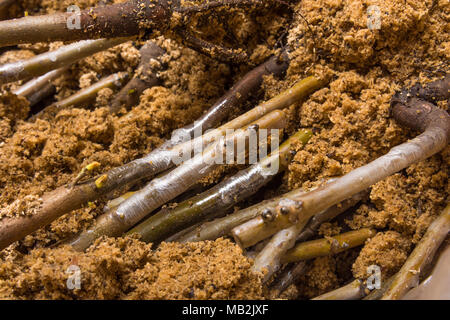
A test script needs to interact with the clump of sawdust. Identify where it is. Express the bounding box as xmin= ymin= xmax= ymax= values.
xmin=0 ymin=93 xmax=30 ymax=141
xmin=318 ymin=222 xmax=342 ymax=237
xmin=267 ymin=0 xmax=449 ymax=297
xmin=127 ymin=239 xmax=263 ymax=300
xmin=0 ymin=237 xmax=263 ymax=300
